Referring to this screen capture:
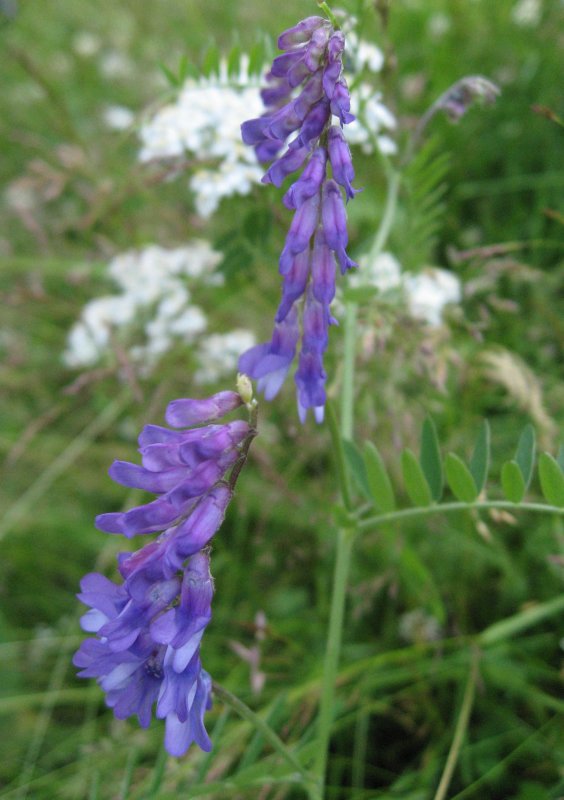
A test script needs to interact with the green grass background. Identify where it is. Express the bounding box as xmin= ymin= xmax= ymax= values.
xmin=0 ymin=0 xmax=563 ymax=797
